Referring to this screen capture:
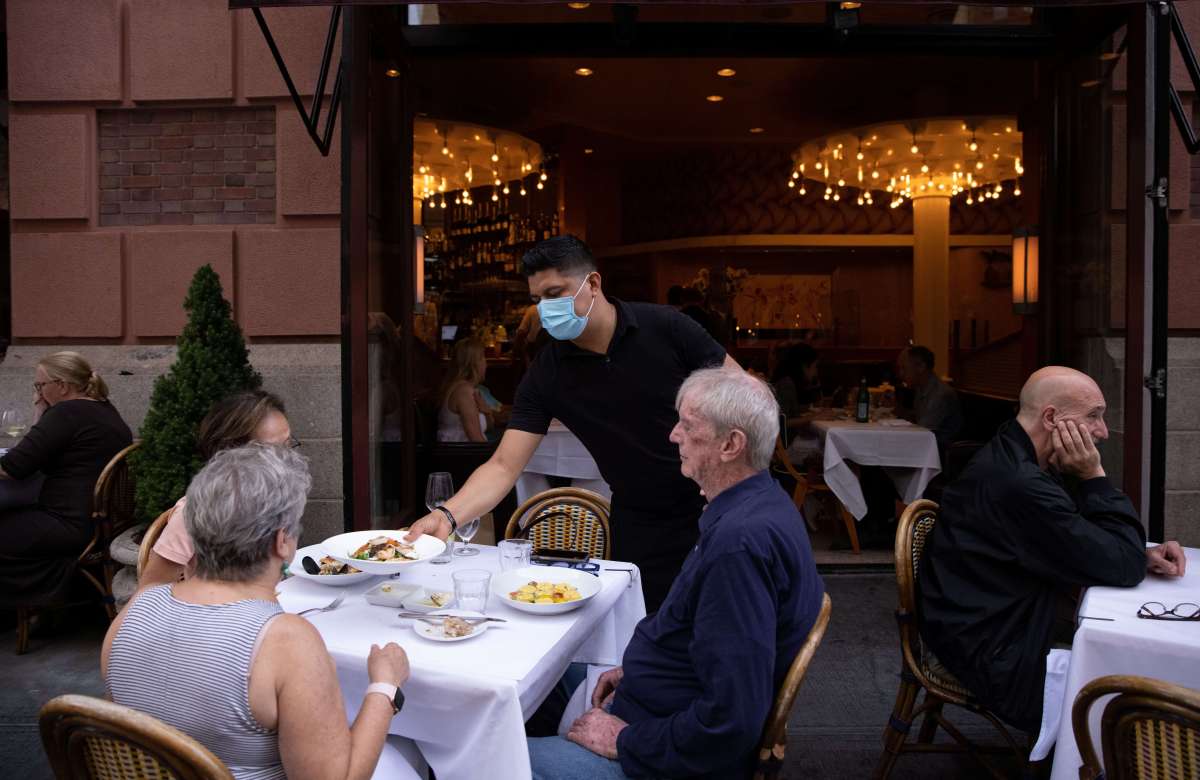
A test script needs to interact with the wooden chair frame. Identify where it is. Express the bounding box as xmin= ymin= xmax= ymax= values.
xmin=1073 ymin=674 xmax=1200 ymax=780
xmin=136 ymin=508 xmax=174 ymax=581
xmin=16 ymin=442 xmax=140 ymax=654
xmin=40 ymin=694 xmax=234 ymax=780
xmin=504 ymin=487 xmax=612 ymax=560
xmin=772 ymin=435 xmax=860 ymax=554
xmin=754 ymin=592 xmax=834 ymax=779
xmin=873 ymin=499 xmax=1026 ymax=780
